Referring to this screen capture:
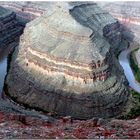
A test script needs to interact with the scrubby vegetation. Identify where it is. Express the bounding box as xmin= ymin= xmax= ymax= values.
xmin=119 ymin=90 xmax=140 ymax=120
